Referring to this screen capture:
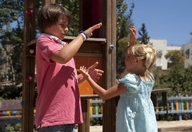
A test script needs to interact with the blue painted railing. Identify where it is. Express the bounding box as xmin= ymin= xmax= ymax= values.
xmin=156 ymin=94 xmax=192 ymax=120
xmin=90 ymin=94 xmax=192 ymax=120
